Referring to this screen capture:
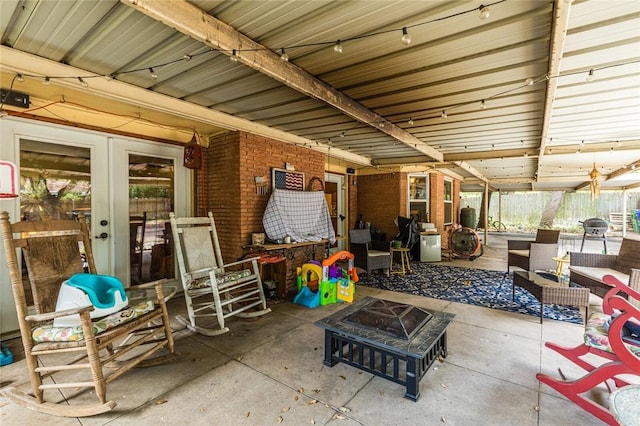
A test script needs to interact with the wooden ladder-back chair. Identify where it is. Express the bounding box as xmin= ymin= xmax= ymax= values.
xmin=169 ymin=212 xmax=271 ymax=336
xmin=0 ymin=211 xmax=175 ymax=417
xmin=129 ymin=212 xmax=147 ymax=283
xmin=536 ymin=269 xmax=640 ymax=425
